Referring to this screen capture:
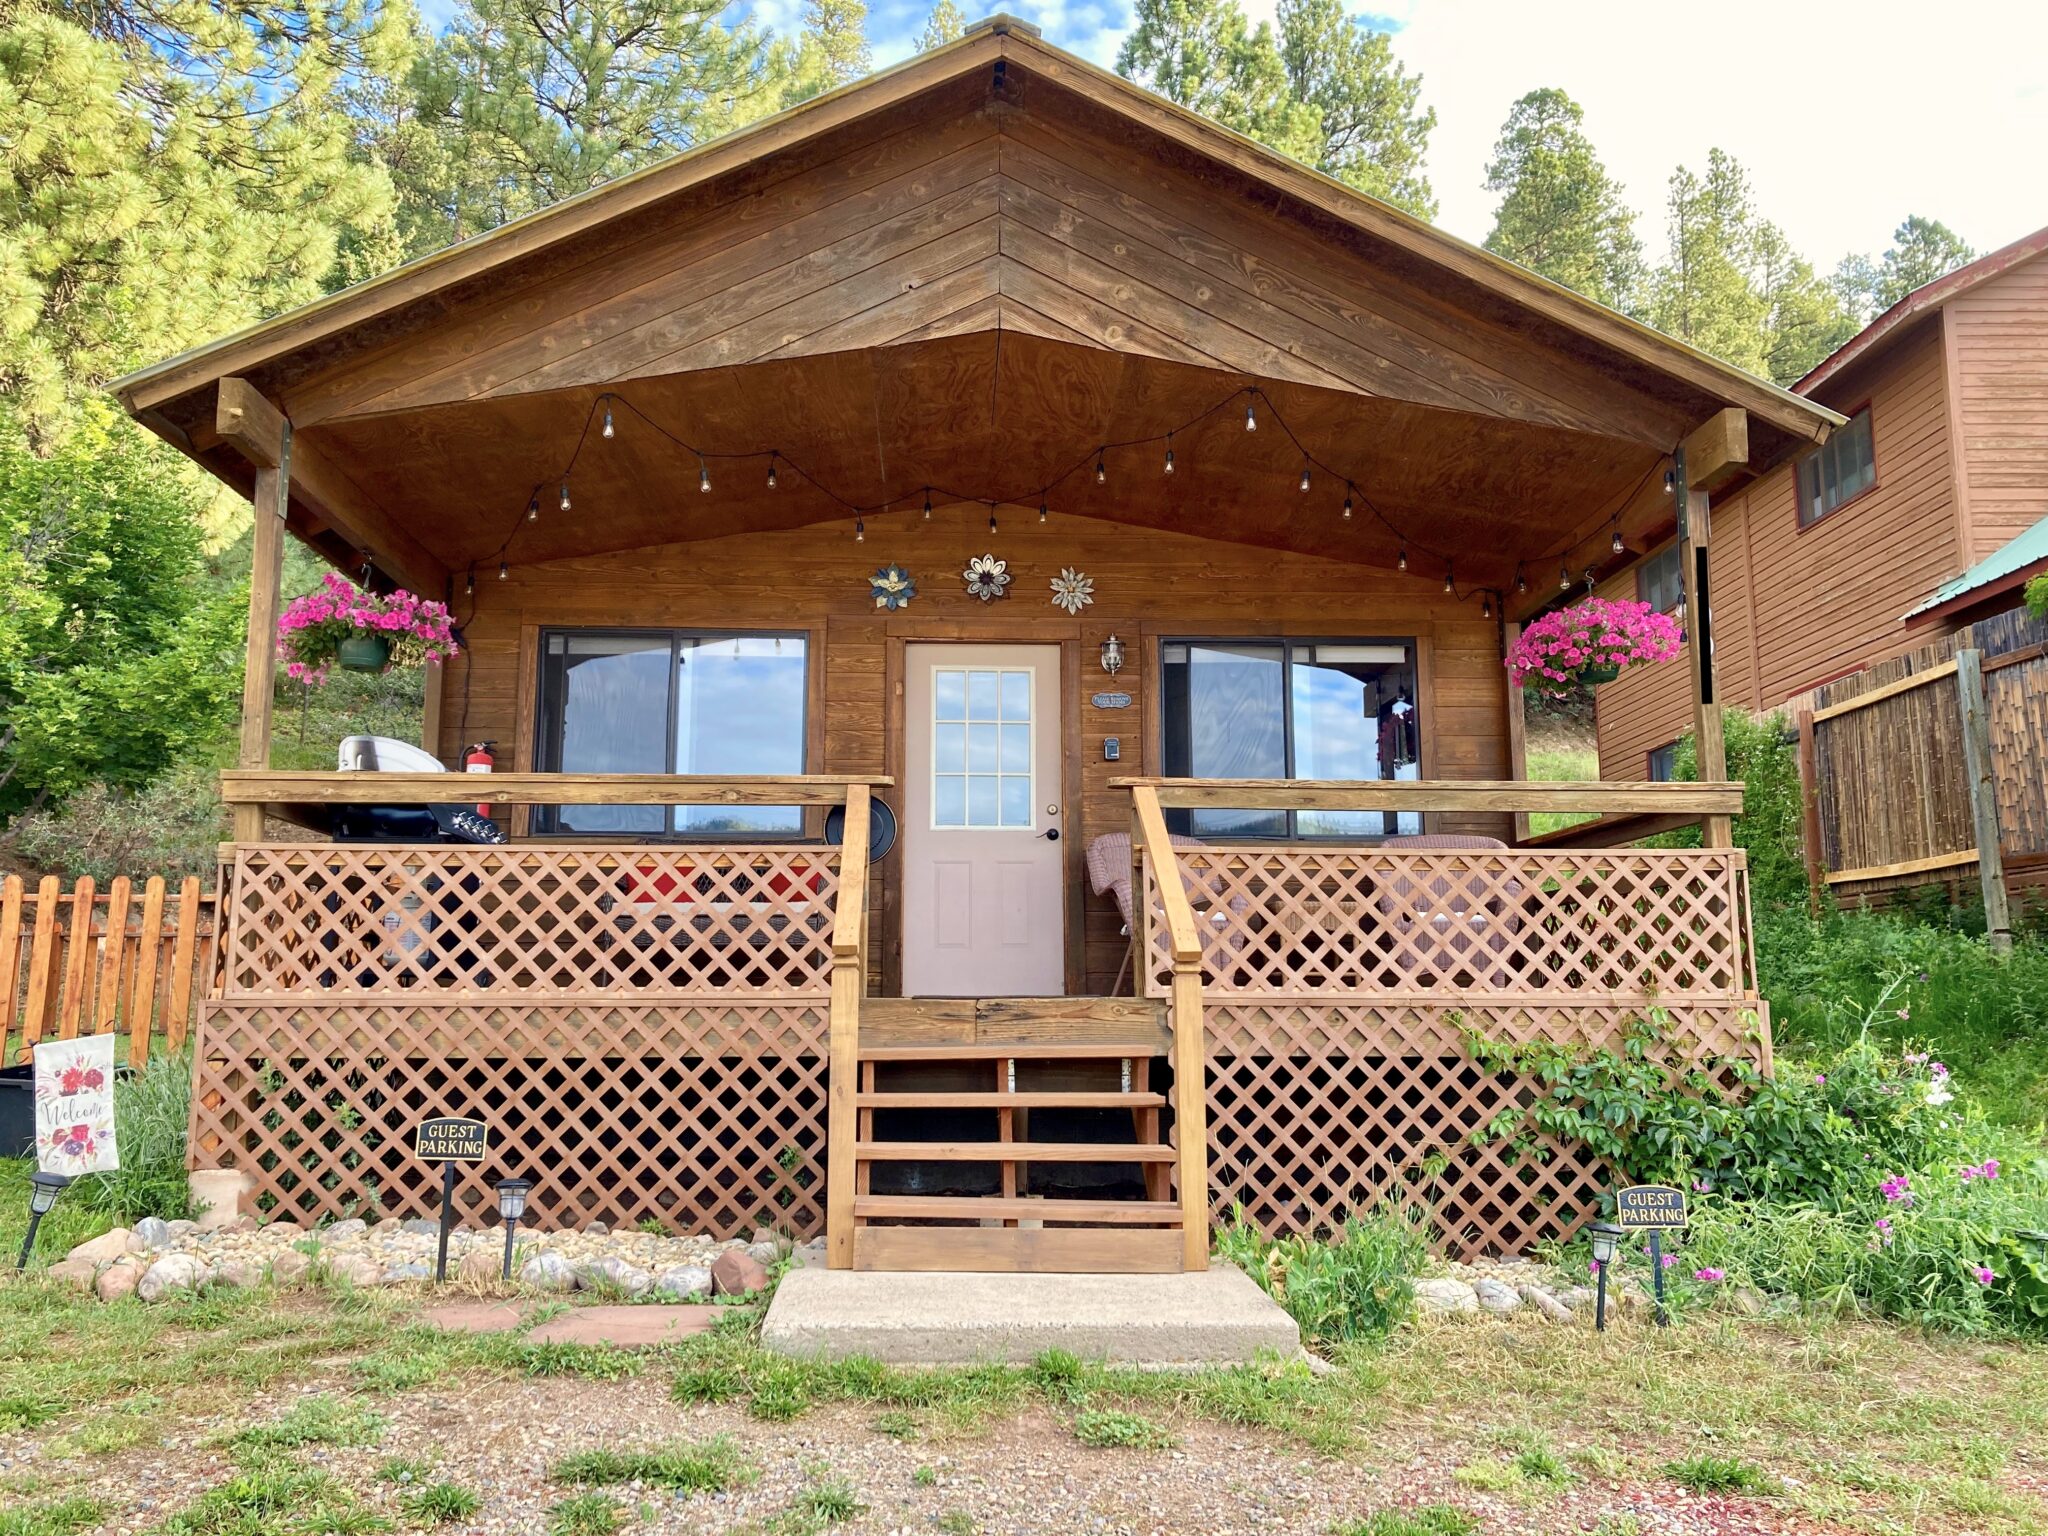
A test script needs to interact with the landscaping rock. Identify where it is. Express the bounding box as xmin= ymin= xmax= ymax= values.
xmin=326 ymin=1253 xmax=385 ymax=1288
xmin=214 ymin=1259 xmax=265 ymax=1289
xmin=790 ymin=1239 xmax=827 ymax=1271
xmin=457 ymin=1247 xmax=505 ymax=1286
xmin=385 ymin=1262 xmax=433 ymax=1283
xmin=68 ymin=1228 xmax=132 ymax=1265
xmin=711 ymin=1248 xmax=769 ymax=1297
xmin=129 ymin=1216 xmax=174 ymax=1252
xmin=96 ymin=1262 xmax=141 ymax=1303
xmin=520 ymin=1252 xmax=579 ymax=1292
xmin=654 ymin=1264 xmax=713 ymax=1300
xmin=746 ymin=1241 xmax=782 ymax=1266
xmin=167 ymin=1220 xmax=199 ymax=1239
xmin=1411 ymin=1277 xmax=1479 ymax=1315
xmin=1473 ymin=1277 xmax=1522 ymax=1315
xmin=1725 ymin=1285 xmax=1767 ymax=1317
xmin=320 ymin=1218 xmax=368 ymax=1243
xmin=1518 ymin=1285 xmax=1574 ymax=1324
xmin=400 ymin=1218 xmax=440 ymax=1237
xmin=45 ymin=1258 xmax=99 ymax=1292
xmin=1556 ymin=1285 xmax=1596 ymax=1310
xmin=583 ymin=1220 xmax=610 ymax=1236
xmin=138 ymin=1254 xmax=206 ymax=1302
xmin=1766 ymin=1292 xmax=1805 ymax=1319
xmin=269 ymin=1250 xmax=312 ymax=1287
xmin=578 ymin=1256 xmax=653 ymax=1297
